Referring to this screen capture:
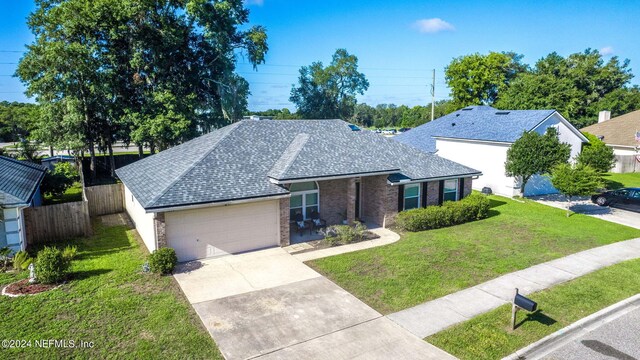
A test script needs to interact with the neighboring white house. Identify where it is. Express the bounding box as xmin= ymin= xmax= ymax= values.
xmin=0 ymin=156 xmax=46 ymax=253
xmin=581 ymin=110 xmax=640 ymax=173
xmin=394 ymin=106 xmax=588 ymax=197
